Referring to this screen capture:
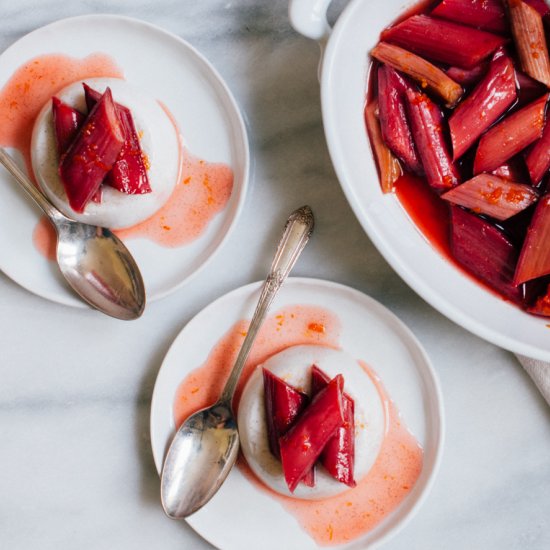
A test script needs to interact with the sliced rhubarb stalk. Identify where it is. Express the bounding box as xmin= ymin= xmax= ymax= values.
xmin=376 ymin=65 xmax=423 ymax=173
xmin=449 ymin=50 xmax=517 ymax=160
xmin=381 ymin=15 xmax=507 ymax=69
xmin=514 ymin=194 xmax=550 ymax=284
xmin=431 ymin=0 xmax=508 ymax=34
xmin=442 ymin=174 xmax=538 ymax=220
xmin=450 ymin=206 xmax=522 ymax=301
xmin=262 ymin=368 xmax=309 ymax=459
xmin=446 ymin=63 xmax=488 ymax=87
xmin=474 ymin=94 xmax=549 ymax=174
xmin=59 ymin=88 xmax=124 ymax=213
xmin=405 ymin=88 xmax=459 ymax=190
xmin=364 ymin=100 xmax=402 ymax=193
xmin=525 ymin=115 xmax=550 ymax=184
xmin=505 ymin=0 xmax=550 ymax=87
xmin=51 ymin=97 xmax=85 ymax=155
xmin=311 ymin=366 xmax=356 ymax=488
xmin=372 ymin=42 xmax=463 ymax=107
xmin=83 ymin=83 xmax=152 ymax=195
xmin=279 ymin=375 xmax=344 ymax=493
